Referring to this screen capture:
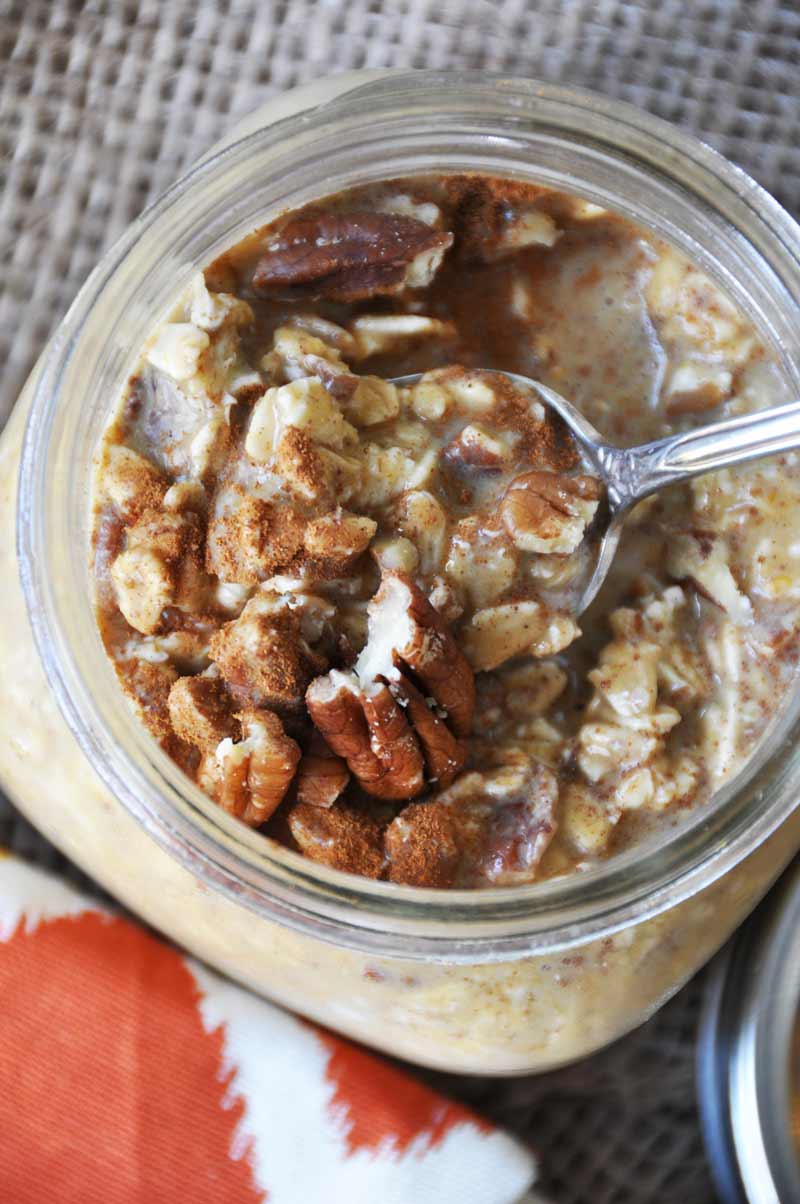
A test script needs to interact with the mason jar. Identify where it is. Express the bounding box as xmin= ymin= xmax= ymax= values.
xmin=699 ymin=857 xmax=800 ymax=1203
xmin=3 ymin=71 xmax=800 ymax=1075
